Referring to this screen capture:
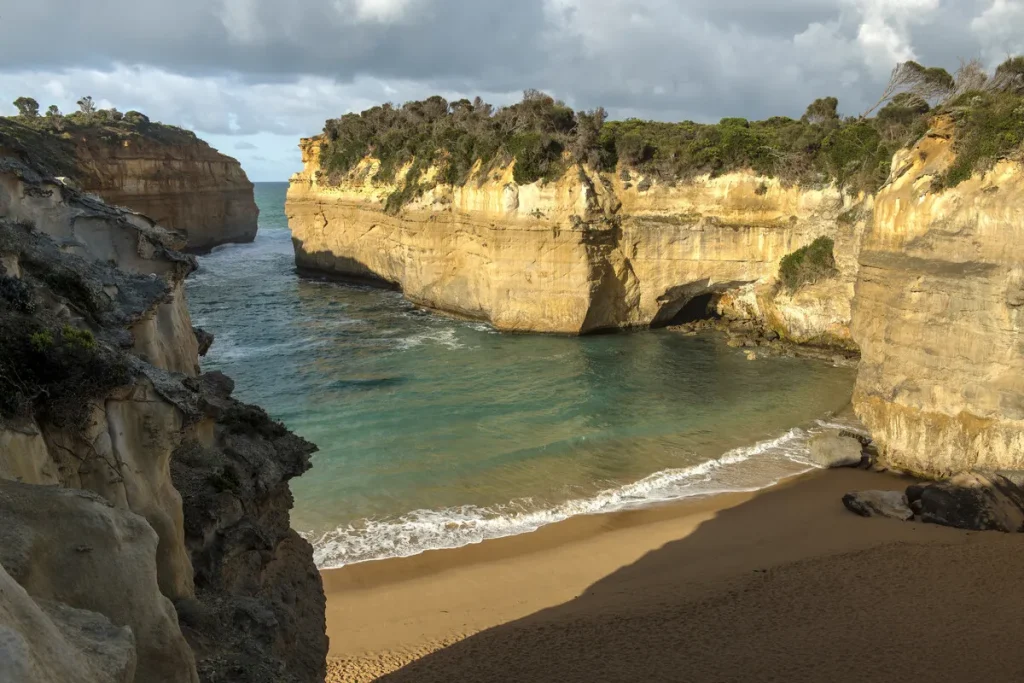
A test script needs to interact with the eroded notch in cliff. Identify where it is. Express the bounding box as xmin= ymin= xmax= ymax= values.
xmin=651 ymin=279 xmax=751 ymax=328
